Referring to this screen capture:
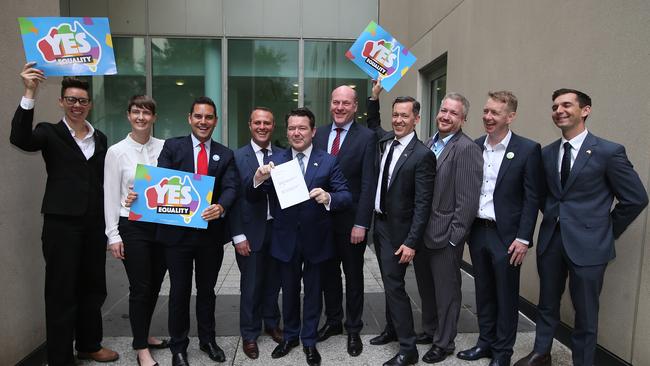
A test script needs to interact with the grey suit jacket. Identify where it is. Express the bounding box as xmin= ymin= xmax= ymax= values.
xmin=421 ymin=130 xmax=483 ymax=249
